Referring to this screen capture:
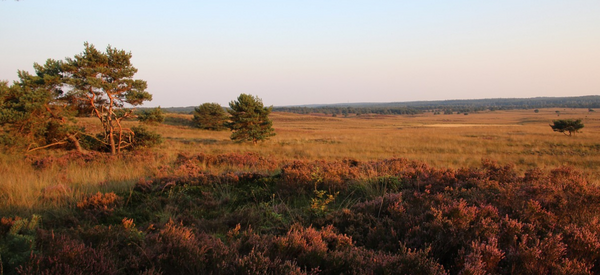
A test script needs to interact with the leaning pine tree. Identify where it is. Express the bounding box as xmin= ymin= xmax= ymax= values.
xmin=227 ymin=94 xmax=275 ymax=144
